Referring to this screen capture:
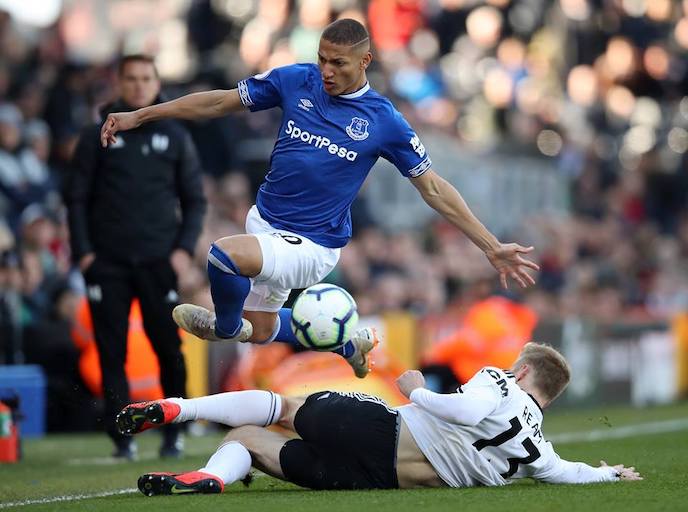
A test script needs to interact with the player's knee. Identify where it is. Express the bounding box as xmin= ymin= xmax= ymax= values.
xmin=224 ymin=425 xmax=260 ymax=443
xmin=223 ymin=425 xmax=265 ymax=453
xmin=212 ymin=235 xmax=263 ymax=277
xmin=277 ymin=396 xmax=304 ymax=429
